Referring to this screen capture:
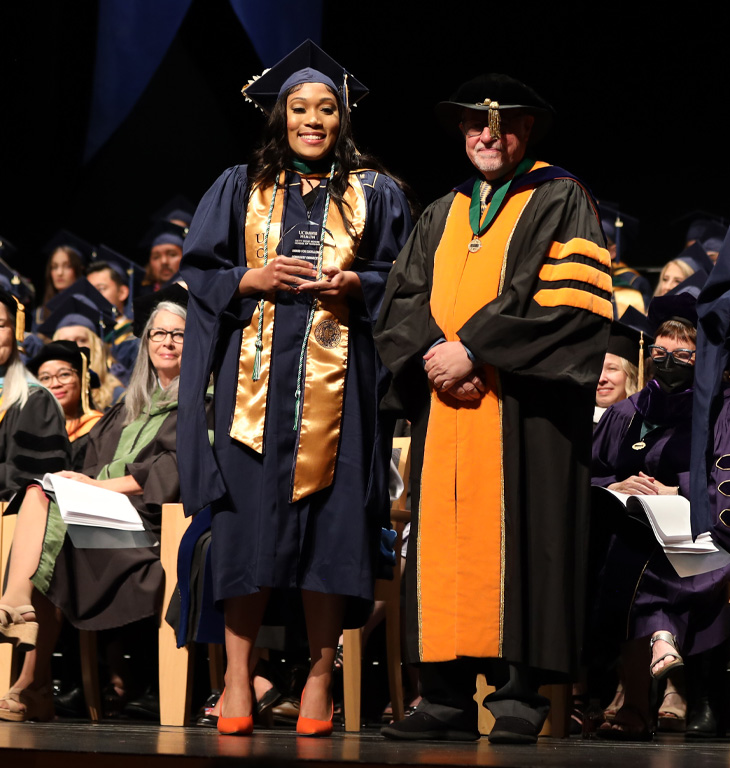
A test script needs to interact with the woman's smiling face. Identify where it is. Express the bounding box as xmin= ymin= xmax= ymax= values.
xmin=286 ymin=82 xmax=340 ymax=163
